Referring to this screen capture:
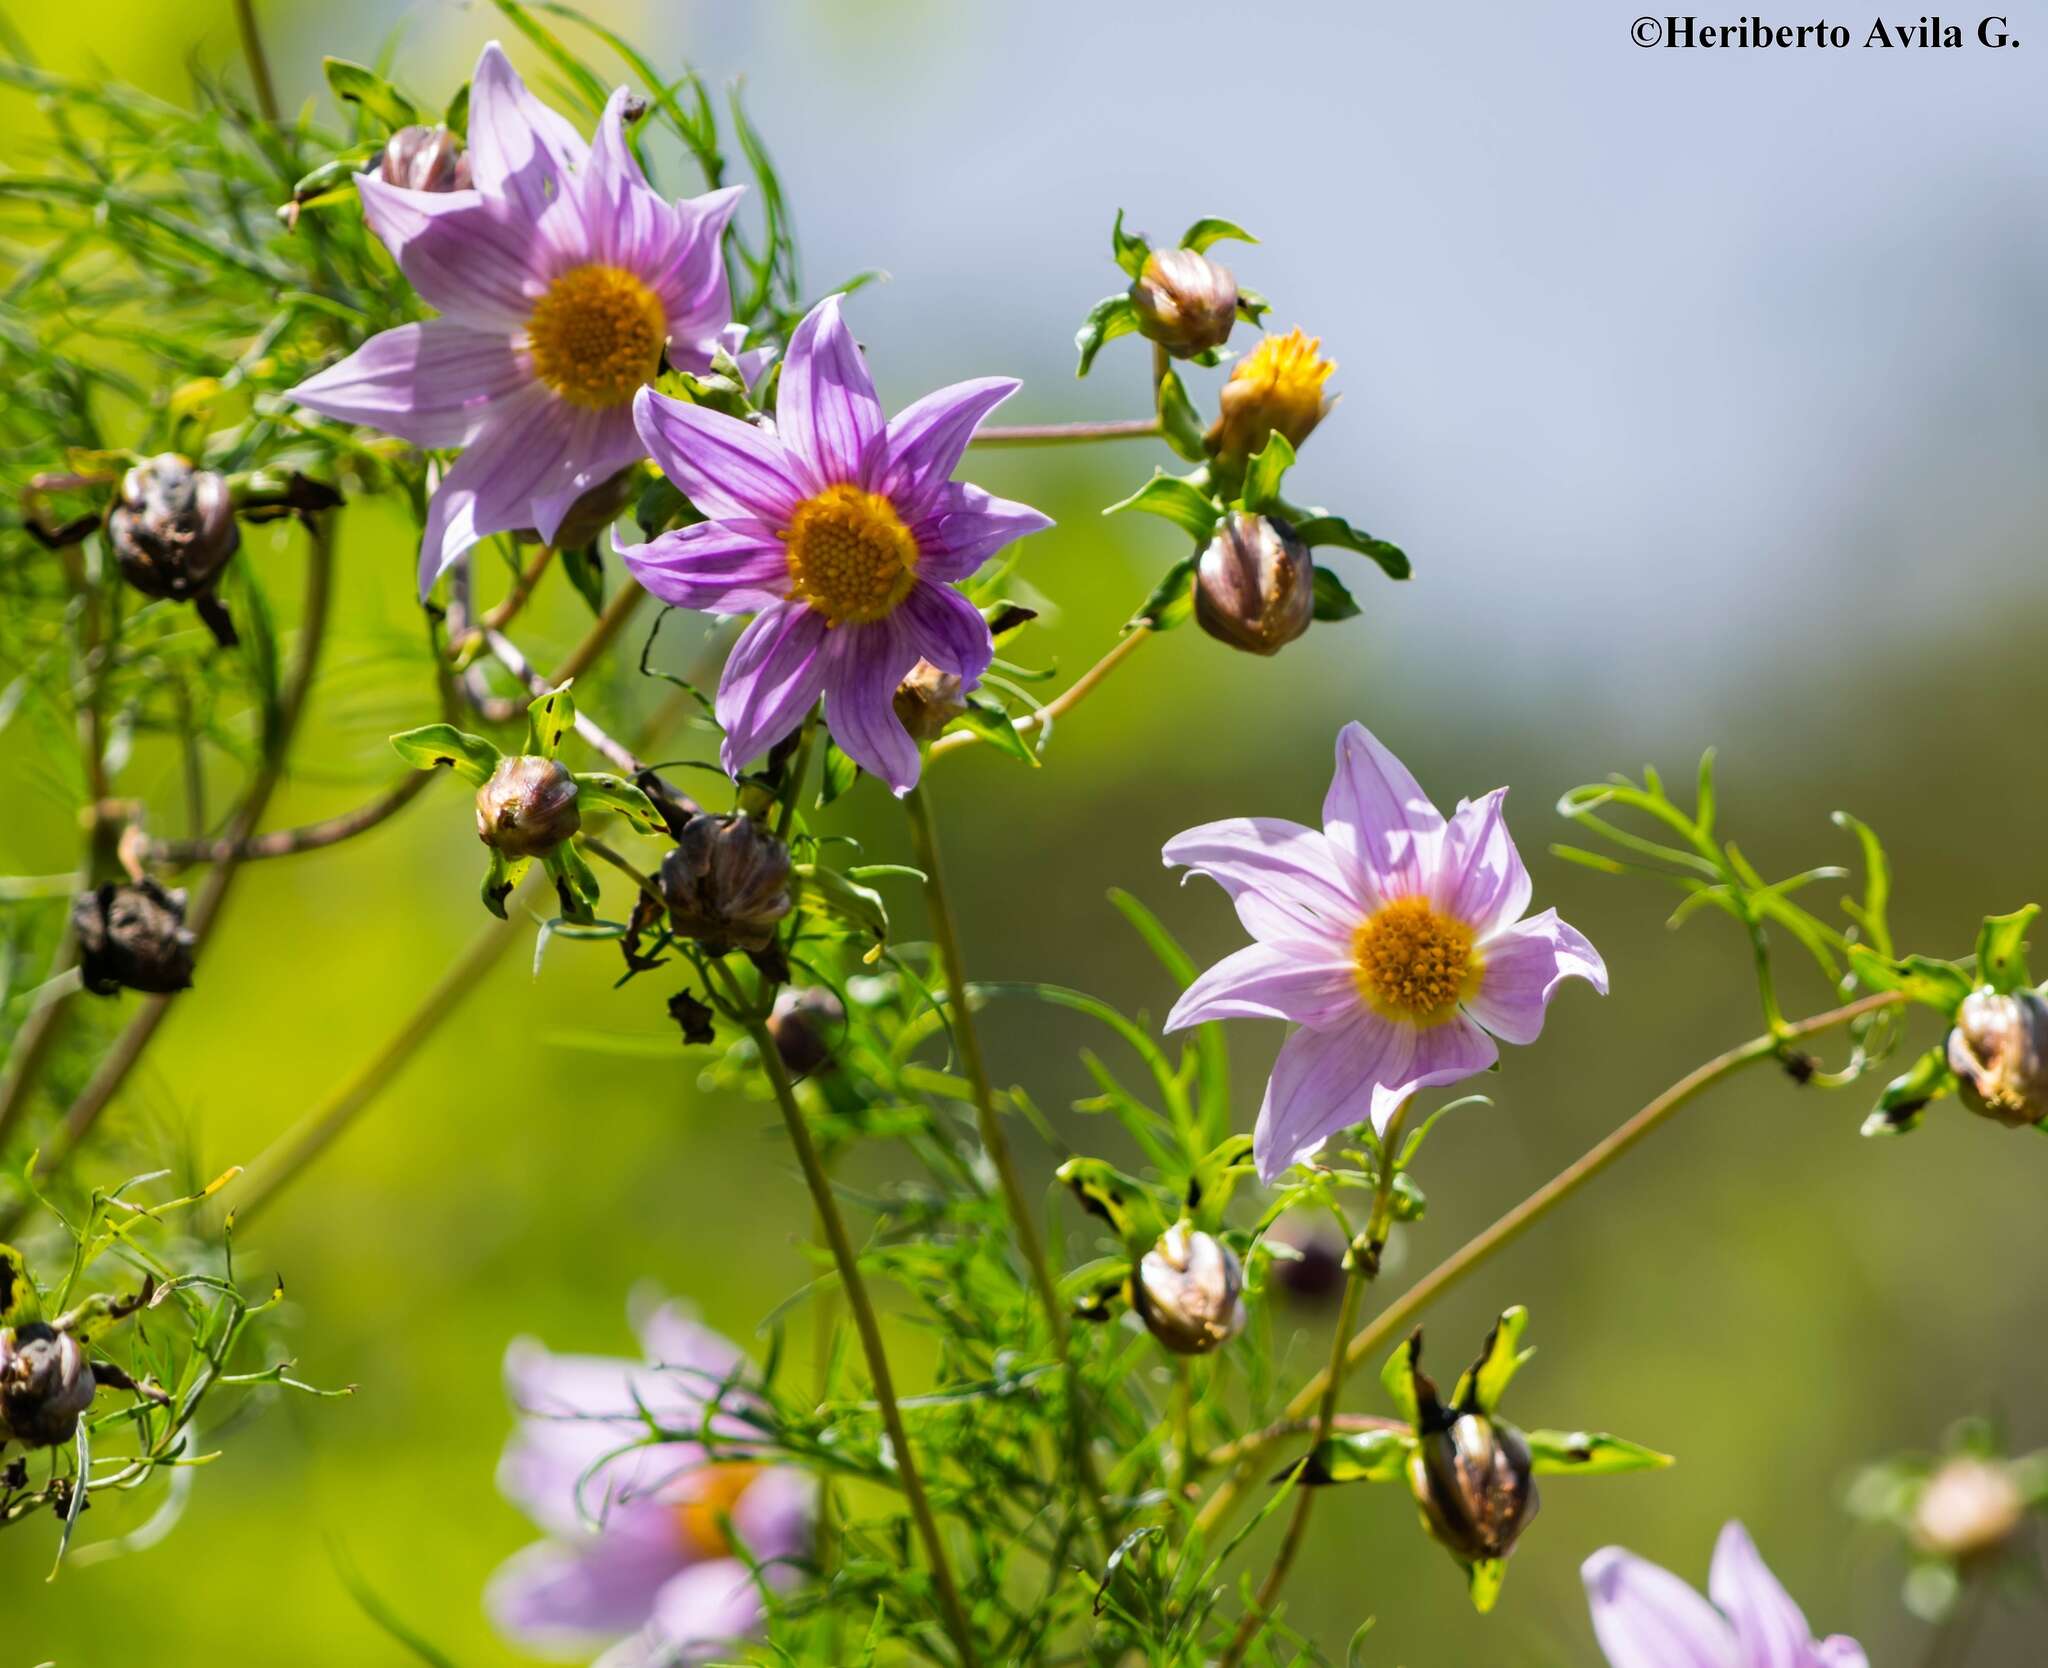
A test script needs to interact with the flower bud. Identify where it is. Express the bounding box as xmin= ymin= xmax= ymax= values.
xmin=1195 ymin=512 xmax=1314 ymax=656
xmin=892 ymin=660 xmax=968 ymax=742
xmin=1946 ymin=988 xmax=2048 ymax=1128
xmin=767 ymin=986 xmax=845 ymax=1076
xmin=1129 ymin=247 xmax=1238 ymax=359
xmin=1911 ymin=1457 xmax=2025 ymax=1562
xmin=0 ymin=1325 xmax=96 ymax=1449
xmin=380 ymin=125 xmax=471 ymax=193
xmin=1134 ymin=1222 xmax=1247 ymax=1355
xmin=659 ymin=813 xmax=793 ymax=954
xmin=1267 ymin=1214 xmax=1346 ymax=1305
xmin=1205 ymin=329 xmax=1337 ymax=464
xmin=1406 ymin=1410 xmax=1540 ymax=1565
xmin=106 ymin=454 xmax=239 ymax=602
xmin=474 ymin=755 xmax=581 ymax=860
xmin=70 ymin=879 xmax=196 ymax=997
